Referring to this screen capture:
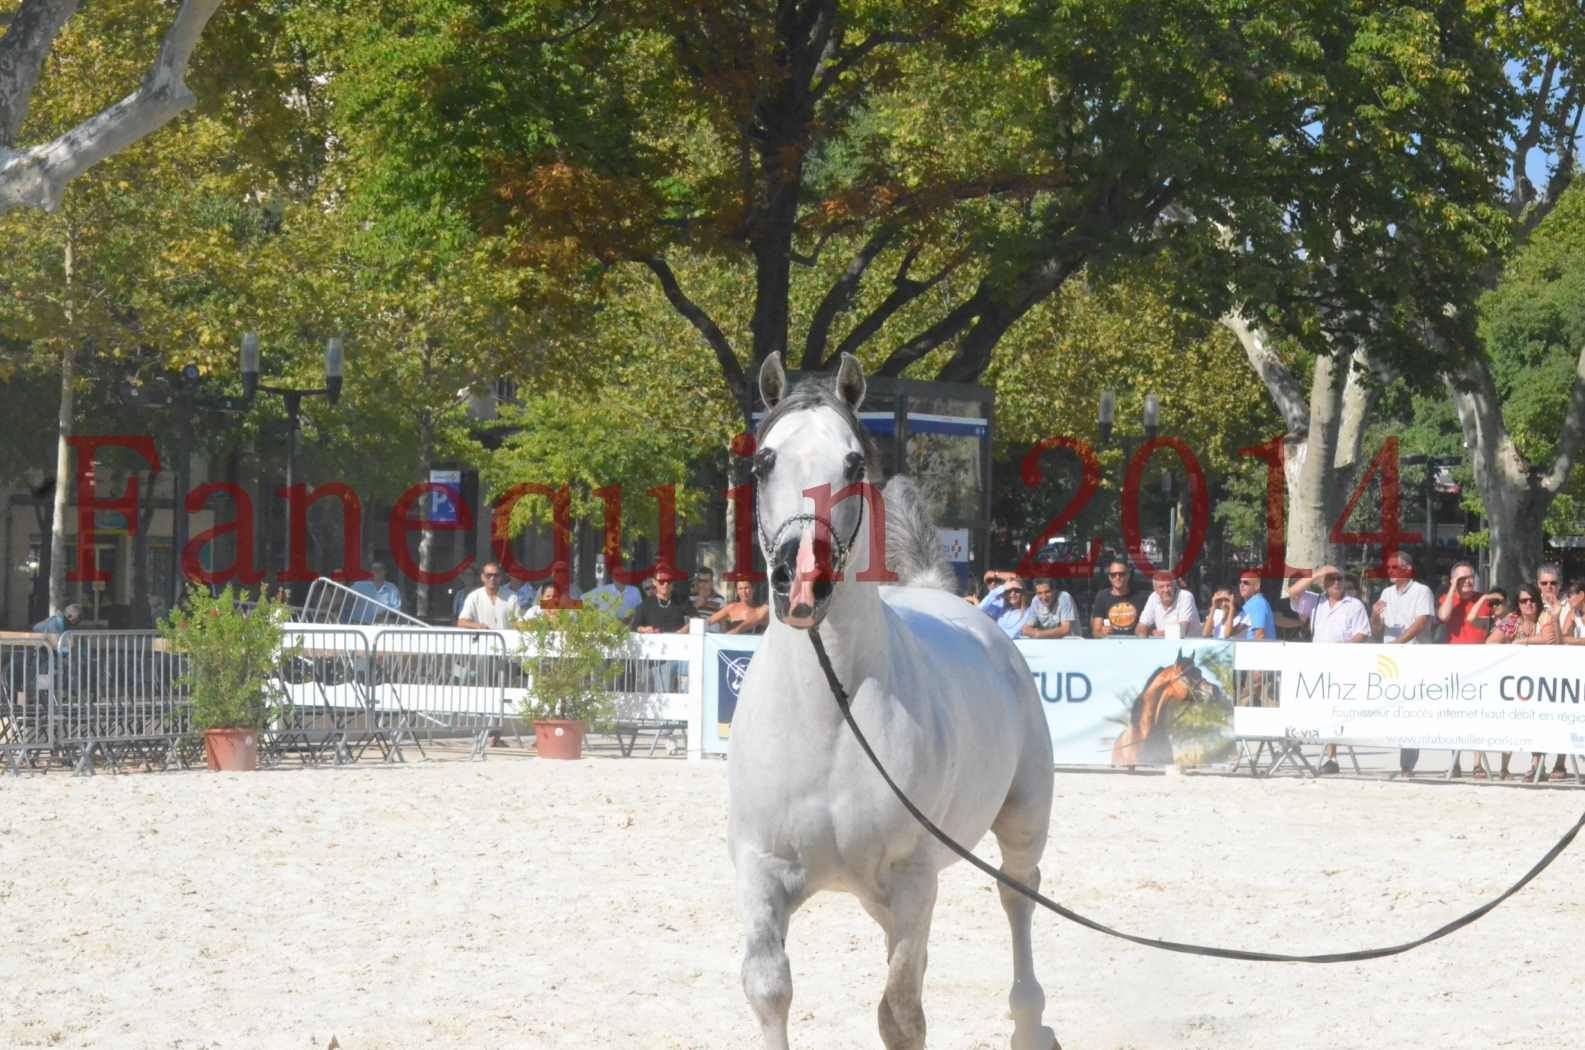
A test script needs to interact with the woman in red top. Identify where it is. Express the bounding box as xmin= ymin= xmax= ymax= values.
xmin=1439 ymin=563 xmax=1499 ymax=776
